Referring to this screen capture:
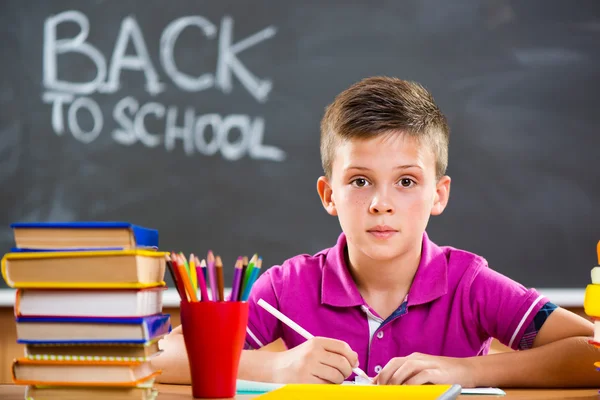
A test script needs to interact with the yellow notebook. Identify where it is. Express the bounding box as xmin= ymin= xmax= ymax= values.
xmin=256 ymin=384 xmax=461 ymax=400
xmin=2 ymin=250 xmax=166 ymax=289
